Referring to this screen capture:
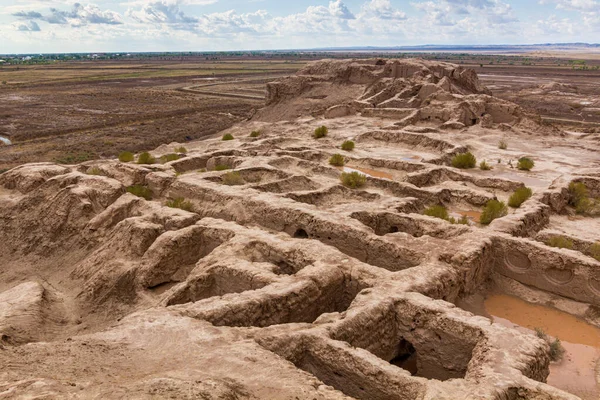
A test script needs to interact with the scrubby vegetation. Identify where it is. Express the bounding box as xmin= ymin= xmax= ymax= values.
xmin=457 ymin=215 xmax=470 ymax=225
xmin=479 ymin=160 xmax=492 ymax=170
xmin=329 ymin=154 xmax=345 ymax=166
xmin=568 ymin=182 xmax=600 ymax=215
xmin=546 ymin=236 xmax=574 ymax=249
xmin=174 ymin=146 xmax=187 ymax=153
xmin=249 ymin=130 xmax=261 ymax=138
xmin=126 ymin=184 xmax=153 ymax=200
xmin=535 ymin=328 xmax=565 ymax=362
xmin=517 ymin=157 xmax=535 ymax=171
xmin=222 ymin=171 xmax=244 ymax=186
xmin=508 ymin=187 xmax=533 ymax=208
xmin=480 ymin=199 xmax=508 ymax=225
xmin=214 ymin=164 xmax=230 ymax=171
xmin=589 ymin=242 xmax=600 ymax=261
xmin=54 ymin=152 xmax=96 ymax=165
xmin=159 ymin=153 xmax=180 ymax=163
xmin=498 ymin=139 xmax=508 ymax=150
xmin=313 ymin=126 xmax=328 ymax=139
xmin=137 ymin=152 xmax=155 ymax=165
xmin=118 ymin=151 xmax=134 ymax=162
xmin=424 ymin=205 xmax=450 ymax=221
xmin=165 ymin=197 xmax=193 ymax=212
xmin=340 ymin=171 xmax=366 ymax=188
xmin=451 ymin=152 xmax=477 ymax=169
xmin=341 ymin=140 xmax=355 ymax=151
xmin=222 ymin=133 xmax=234 ymax=141
xmin=86 ymin=167 xmax=104 ymax=176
